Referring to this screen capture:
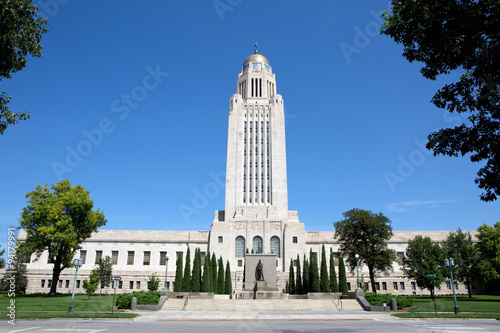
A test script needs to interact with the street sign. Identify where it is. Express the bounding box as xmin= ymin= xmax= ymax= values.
xmin=112 ymin=280 xmax=118 ymax=289
xmin=426 ymin=274 xmax=436 ymax=279
xmin=111 ymin=276 xmax=121 ymax=281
